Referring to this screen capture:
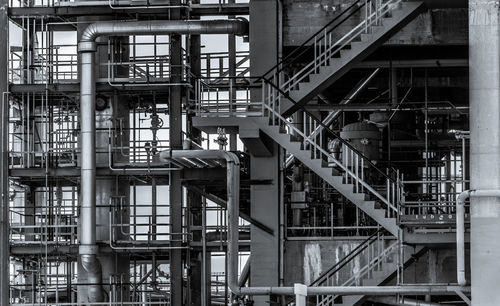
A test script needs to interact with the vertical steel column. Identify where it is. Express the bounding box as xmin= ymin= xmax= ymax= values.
xmin=469 ymin=0 xmax=500 ymax=304
xmin=186 ymin=7 xmax=210 ymax=304
xmin=229 ymin=0 xmax=237 ymax=150
xmin=169 ymin=1 xmax=184 ymax=304
xmin=0 ymin=0 xmax=8 ymax=300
